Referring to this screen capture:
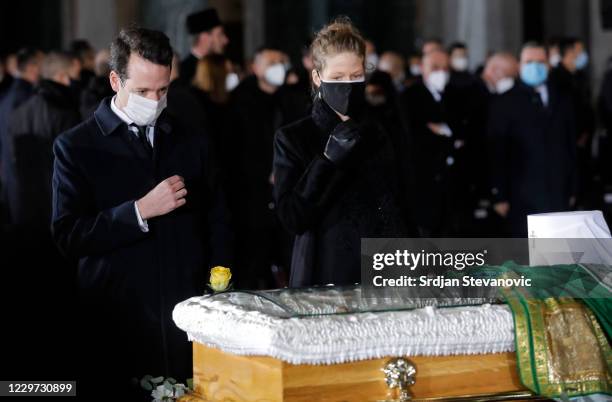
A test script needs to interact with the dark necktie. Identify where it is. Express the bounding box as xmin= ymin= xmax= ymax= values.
xmin=133 ymin=124 xmax=153 ymax=157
